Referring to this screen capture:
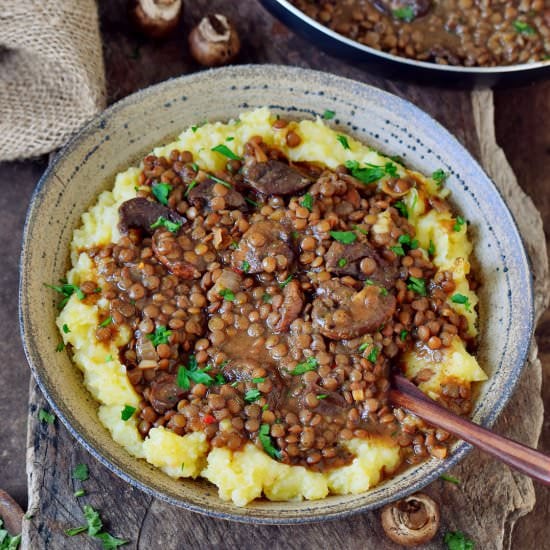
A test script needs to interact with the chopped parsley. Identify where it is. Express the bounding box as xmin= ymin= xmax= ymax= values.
xmin=190 ymin=162 xmax=199 ymax=172
xmin=177 ymin=357 xmax=216 ymax=389
xmin=440 ymin=473 xmax=461 ymax=484
xmin=244 ymin=389 xmax=262 ymax=403
xmin=0 ymin=518 xmax=21 ymax=549
xmin=432 ymin=169 xmax=448 ymax=186
xmin=62 ymin=323 xmax=71 ymax=333
xmin=390 ymin=245 xmax=405 ymax=256
xmin=279 ymin=275 xmax=293 ymax=288
xmin=56 ymin=342 xmax=65 ymax=352
xmin=150 ymin=216 xmax=182 ymax=233
xmin=252 ymin=377 xmax=266 ymax=384
xmin=322 ymin=109 xmax=335 ymax=120
xmin=105 ymin=355 xmax=113 ymax=362
xmin=400 ymin=330 xmax=408 ymax=341
xmin=300 ymin=192 xmax=314 ymax=212
xmin=211 ymin=144 xmax=241 ymax=160
xmin=336 ymin=135 xmax=350 ymax=150
xmin=453 ymin=216 xmax=466 ymax=232
xmin=120 ymin=405 xmax=136 ymax=421
xmin=241 ymin=260 xmax=251 ymax=273
xmin=38 ymin=409 xmax=55 ymax=425
xmin=444 ymin=530 xmax=474 ymax=550
xmin=358 ymin=341 xmax=370 ymax=352
xmin=379 ymin=287 xmax=388 ymax=296
xmin=226 ymin=136 xmax=234 ymax=142
xmin=44 ymin=282 xmax=85 ymax=308
xmin=209 ymin=174 xmax=233 ymax=188
xmin=367 ymin=346 xmax=379 ymax=363
xmin=407 ymin=276 xmax=427 ymax=296
xmin=384 ymin=162 xmax=398 ymax=177
xmin=74 ymin=489 xmax=86 ymax=497
xmin=398 ymin=234 xmax=419 ymax=249
xmin=451 ymin=293 xmax=471 ymax=311
xmin=262 ymin=292 xmax=272 ymax=303
xmin=184 ymin=180 xmax=198 ymax=196
xmin=345 ymin=160 xmax=385 ymax=185
xmin=428 ymin=239 xmax=436 ymax=256
xmin=290 ymin=356 xmax=319 ymax=375
xmin=72 ymin=464 xmax=89 ymax=481
xmin=337 ymin=258 xmax=348 ymax=267
xmin=244 ymin=196 xmax=260 ymax=207
xmin=151 ymin=182 xmax=172 ymax=205
xmin=394 ymin=200 xmax=409 ymax=218
xmin=259 ymin=423 xmax=281 ymax=460
xmin=513 ymin=20 xmax=536 ymax=35
xmin=98 ymin=317 xmax=112 ymax=328
xmin=353 ymin=225 xmax=368 ymax=235
xmin=393 ymin=6 xmax=415 ymax=22
xmin=229 ymin=241 xmax=239 ymax=250
xmin=219 ymin=288 xmax=236 ymax=301
xmin=191 ymin=121 xmax=206 ymax=132
xmin=65 ymin=505 xmax=128 ymax=548
xmin=329 ymin=230 xmax=357 ymax=244
xmin=317 ymin=394 xmax=328 ymax=400
xmin=146 ymin=325 xmax=172 ymax=346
